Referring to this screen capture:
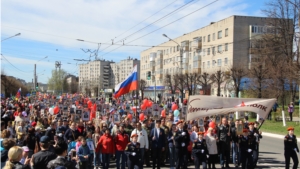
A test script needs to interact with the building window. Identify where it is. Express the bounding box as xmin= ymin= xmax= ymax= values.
xmin=213 ymin=33 xmax=215 ymax=41
xmin=207 ymin=48 xmax=210 ymax=55
xmin=208 ymin=35 xmax=210 ymax=42
xmin=203 ymin=36 xmax=206 ymax=42
xmin=177 ymin=45 xmax=180 ymax=51
xmin=202 ymin=62 xmax=205 ymax=68
xmin=212 ymin=60 xmax=215 ymax=67
xmin=217 ymin=59 xmax=222 ymax=66
xmin=203 ymin=49 xmax=206 ymax=56
xmin=224 ymin=58 xmax=228 ymax=65
xmin=212 ymin=47 xmax=215 ymax=55
xmin=218 ymin=31 xmax=222 ymax=39
xmin=225 ymin=28 xmax=228 ymax=37
xmin=218 ymin=45 xmax=222 ymax=53
xmin=207 ymin=61 xmax=210 ymax=68
xmin=225 ymin=43 xmax=228 ymax=51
